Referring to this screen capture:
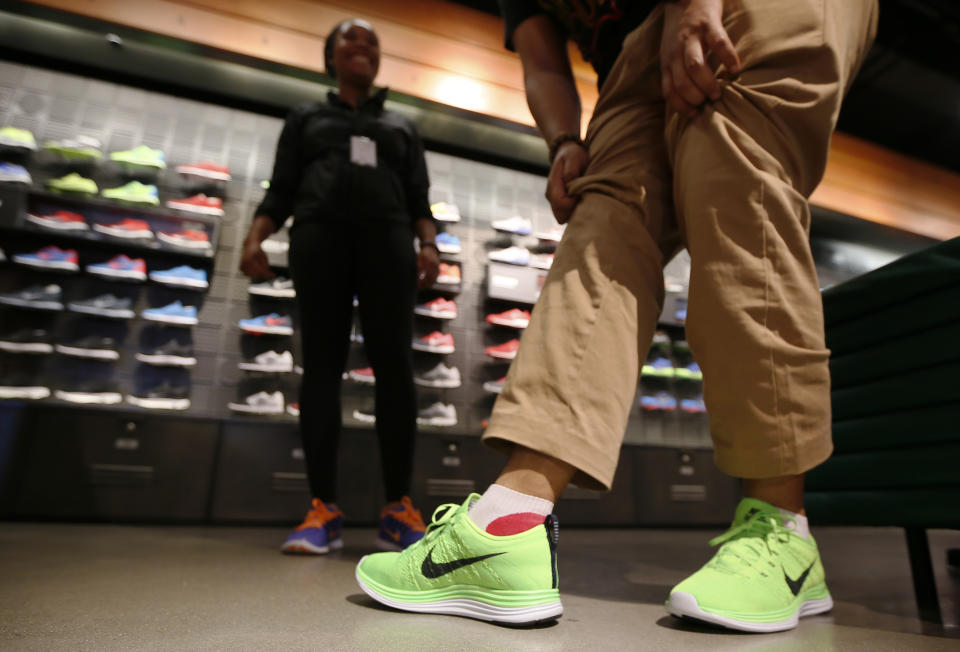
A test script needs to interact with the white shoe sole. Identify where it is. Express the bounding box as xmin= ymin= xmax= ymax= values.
xmin=412 ymin=343 xmax=455 ymax=354
xmin=414 ymin=309 xmax=457 ymax=319
xmin=26 ymin=214 xmax=89 ymax=230
xmin=436 ymin=246 xmax=461 ymax=254
xmin=0 ymin=297 xmax=63 ymax=310
xmin=0 ymin=342 xmax=53 ymax=354
xmin=157 ymin=233 xmax=211 ymax=249
xmin=54 ymin=390 xmax=122 ymax=405
xmin=165 ymin=201 xmax=224 ymax=216
xmin=482 ymin=382 xmax=504 ymax=394
xmin=486 ymin=352 xmax=517 ymax=360
xmin=87 ymin=267 xmax=146 ymax=282
xmin=149 ymin=274 xmax=209 ymax=289
xmin=13 ymin=257 xmax=78 ymax=272
xmin=414 ymin=378 xmax=462 ymax=389
xmin=126 ymin=395 xmax=191 ymax=410
xmin=355 ymin=561 xmax=563 ymax=625
xmin=352 ymin=410 xmax=376 ymax=424
xmin=435 ymin=277 xmax=460 ymax=285
xmin=349 ymin=372 xmax=376 ymax=384
xmin=240 ymin=324 xmax=293 ymax=335
xmin=665 ymin=592 xmax=834 ymax=633
xmin=237 ymin=362 xmax=293 ymax=372
xmin=248 ymin=287 xmax=296 ymax=298
xmin=487 ymin=318 xmax=528 ymax=329
xmin=136 ymin=353 xmax=197 ymax=367
xmin=0 ymin=387 xmax=50 ymax=399
xmin=55 ymin=345 xmax=119 ymax=360
xmin=175 ymin=166 xmax=231 ymax=181
xmin=281 ymin=537 xmax=343 ymax=555
xmin=93 ymin=225 xmax=154 ymax=238
xmin=68 ymin=304 xmax=135 ymax=319
xmin=228 ymin=403 xmax=284 ymax=414
xmin=143 ymin=313 xmax=198 ymax=325
xmin=417 ymin=416 xmax=457 ymax=427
